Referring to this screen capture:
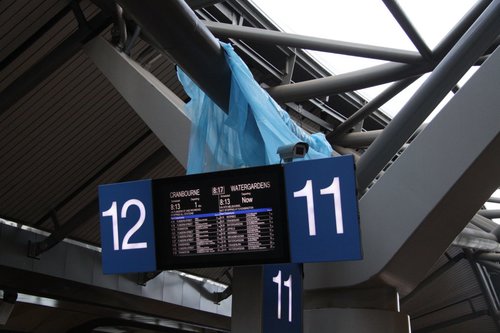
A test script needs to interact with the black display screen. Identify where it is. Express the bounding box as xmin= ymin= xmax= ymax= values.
xmin=153 ymin=165 xmax=290 ymax=269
